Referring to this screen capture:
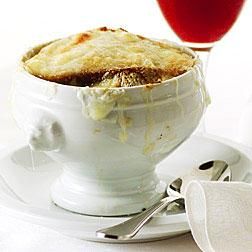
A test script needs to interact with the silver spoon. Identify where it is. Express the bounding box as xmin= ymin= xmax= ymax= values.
xmin=96 ymin=160 xmax=231 ymax=240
